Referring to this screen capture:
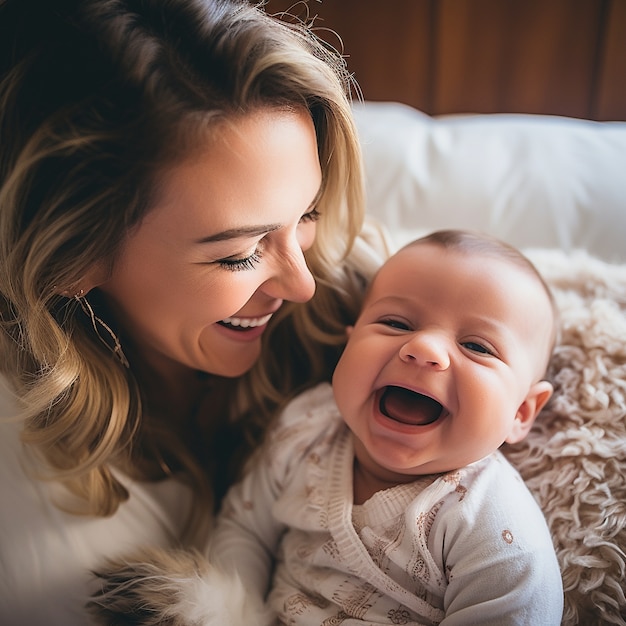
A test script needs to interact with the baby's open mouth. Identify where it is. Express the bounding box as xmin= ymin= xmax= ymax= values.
xmin=379 ymin=386 xmax=444 ymax=426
